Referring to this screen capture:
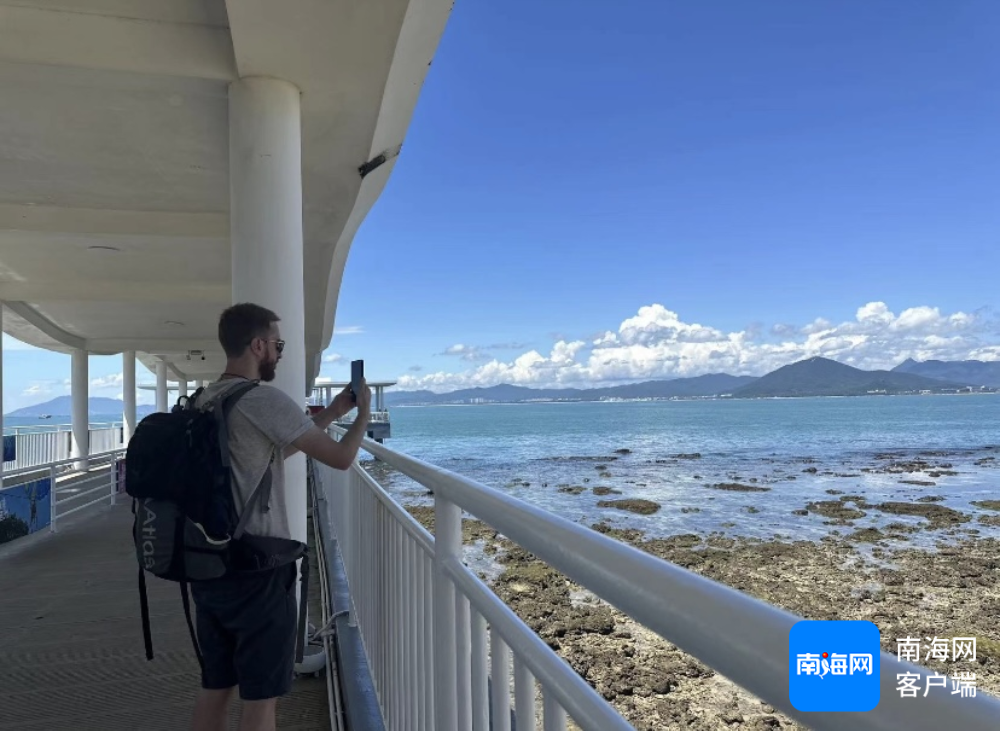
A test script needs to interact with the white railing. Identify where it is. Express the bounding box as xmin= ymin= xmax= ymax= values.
xmin=3 ymin=424 xmax=124 ymax=472
xmin=314 ymin=457 xmax=626 ymax=730
xmin=89 ymin=426 xmax=124 ymax=455
xmin=335 ymin=410 xmax=391 ymax=425
xmin=4 ymin=430 xmax=70 ymax=471
xmin=2 ymin=448 xmax=125 ymax=535
xmin=317 ymin=427 xmax=1000 ymax=731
